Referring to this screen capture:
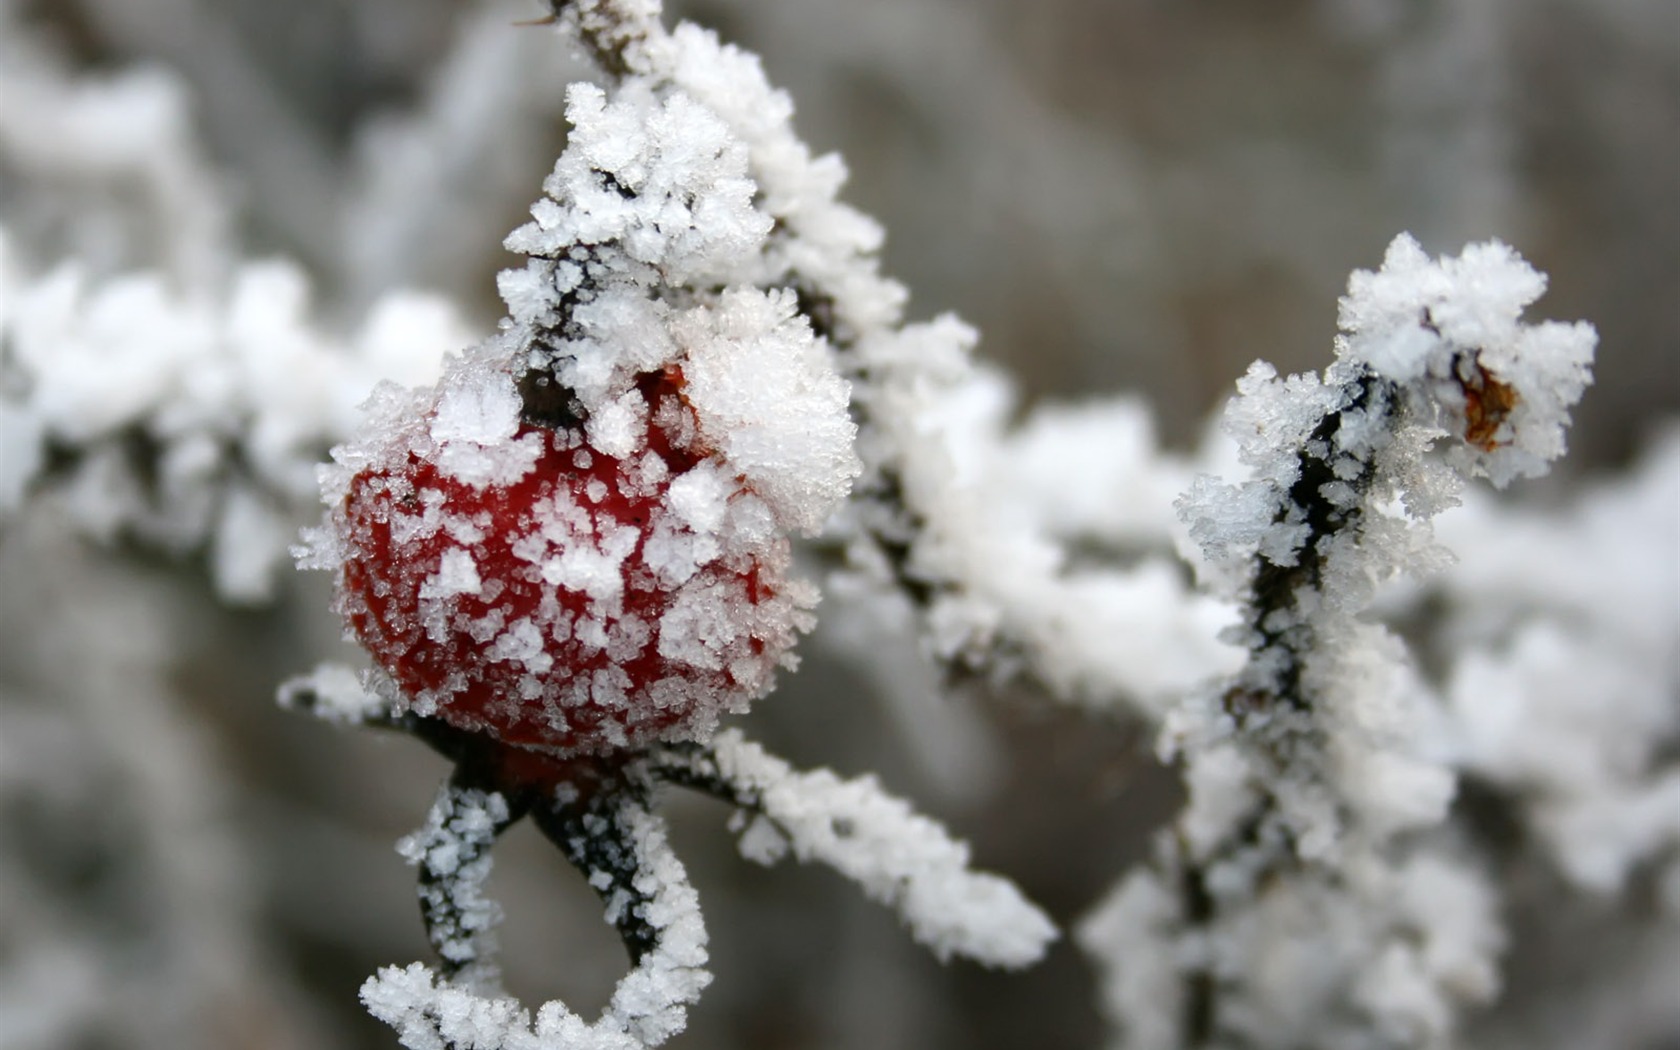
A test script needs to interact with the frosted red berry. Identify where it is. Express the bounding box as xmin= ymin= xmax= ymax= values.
xmin=332 ymin=369 xmax=810 ymax=755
